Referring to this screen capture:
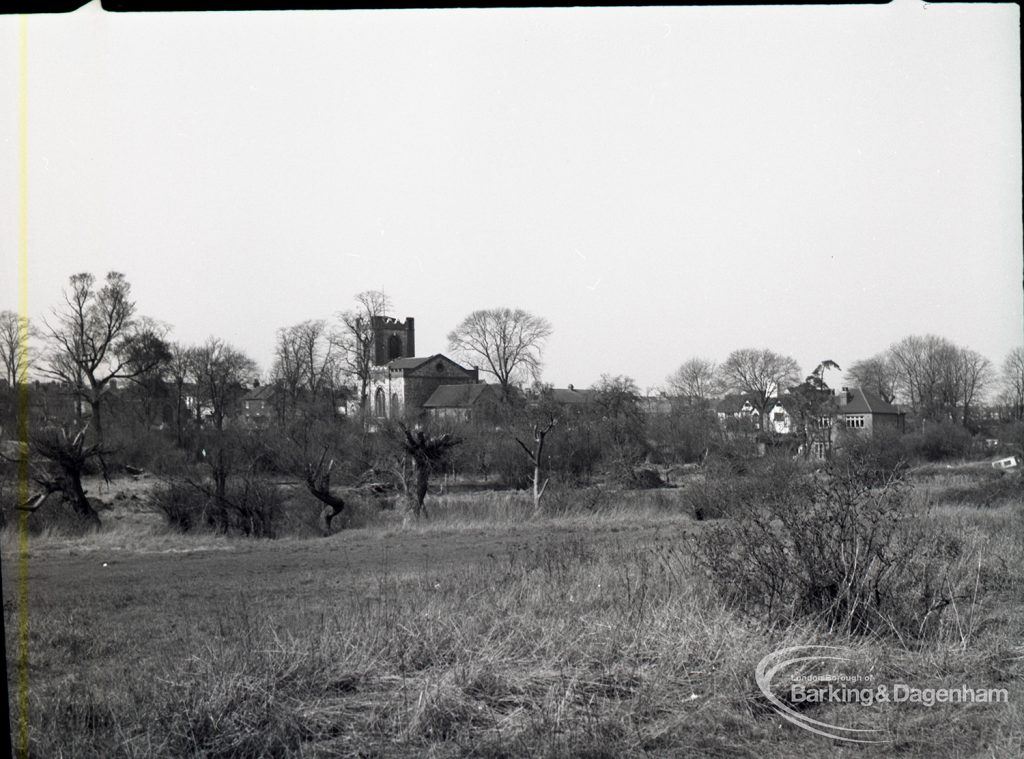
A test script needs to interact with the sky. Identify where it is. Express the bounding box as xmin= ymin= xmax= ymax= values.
xmin=1 ymin=1 xmax=1021 ymax=393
